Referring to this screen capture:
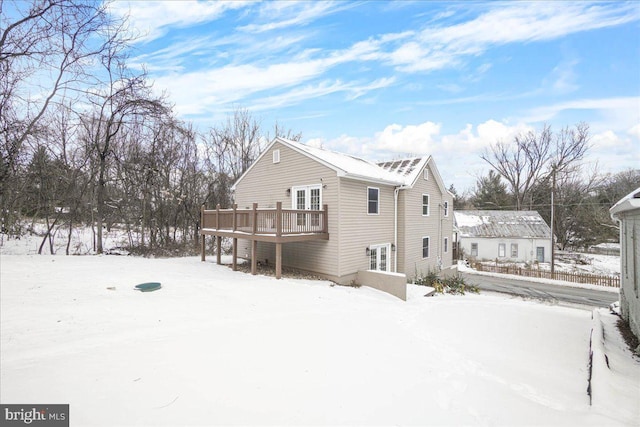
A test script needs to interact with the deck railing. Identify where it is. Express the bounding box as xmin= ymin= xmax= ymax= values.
xmin=201 ymin=202 xmax=328 ymax=236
